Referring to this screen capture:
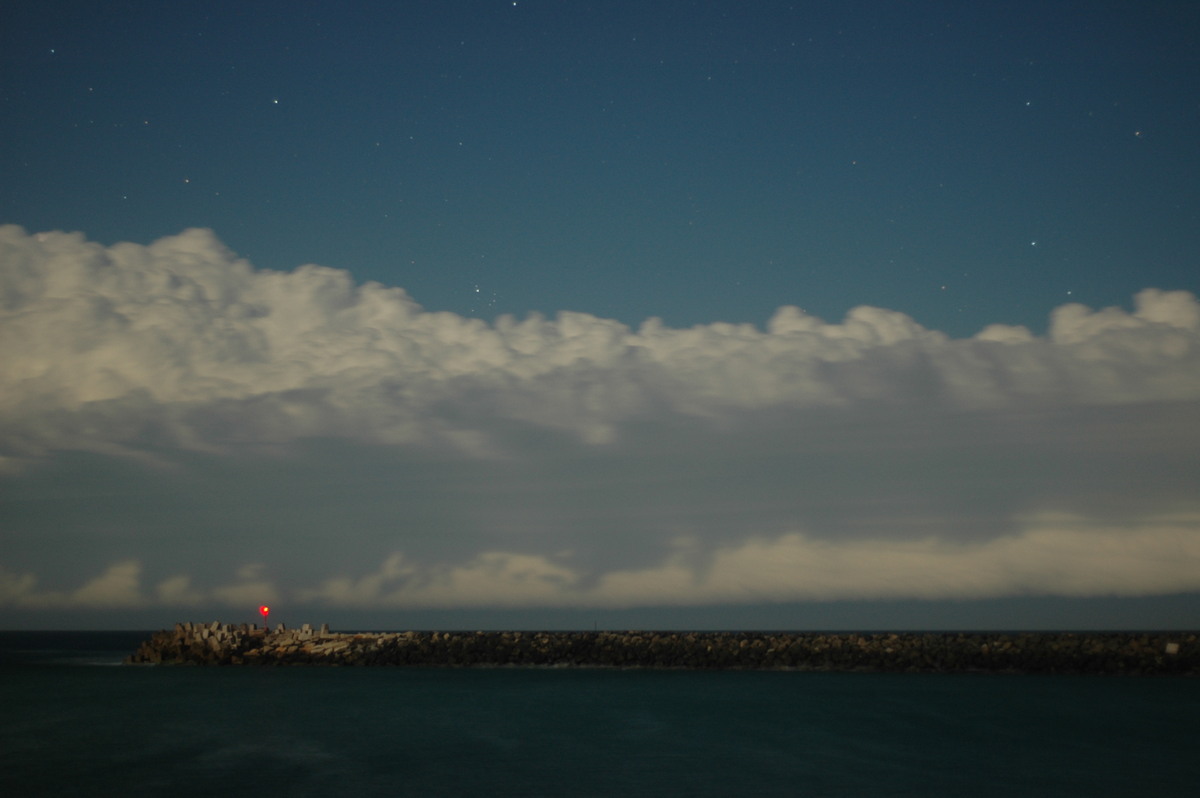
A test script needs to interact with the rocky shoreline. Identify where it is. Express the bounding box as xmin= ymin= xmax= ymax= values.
xmin=124 ymin=623 xmax=1200 ymax=675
